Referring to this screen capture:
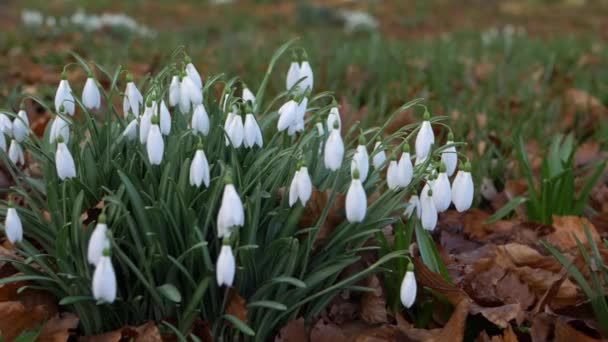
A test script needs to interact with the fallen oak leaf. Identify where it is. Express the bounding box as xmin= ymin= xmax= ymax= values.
xmin=226 ymin=288 xmax=248 ymax=324
xmin=274 ymin=317 xmax=307 ymax=342
xmin=81 ymin=321 xmax=162 ymax=342
xmin=544 ymin=216 xmax=601 ymax=252
xmin=38 ymin=312 xmax=79 ymax=342
xmin=360 ymin=275 xmax=388 ymax=324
